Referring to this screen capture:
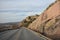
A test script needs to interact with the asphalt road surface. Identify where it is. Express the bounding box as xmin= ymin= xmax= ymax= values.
xmin=0 ymin=27 xmax=51 ymax=40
